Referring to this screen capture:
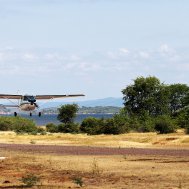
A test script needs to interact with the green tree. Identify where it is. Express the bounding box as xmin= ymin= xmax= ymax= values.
xmin=122 ymin=76 xmax=169 ymax=117
xmin=175 ymin=106 xmax=189 ymax=128
xmin=57 ymin=104 xmax=79 ymax=124
xmin=168 ymin=84 xmax=189 ymax=114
